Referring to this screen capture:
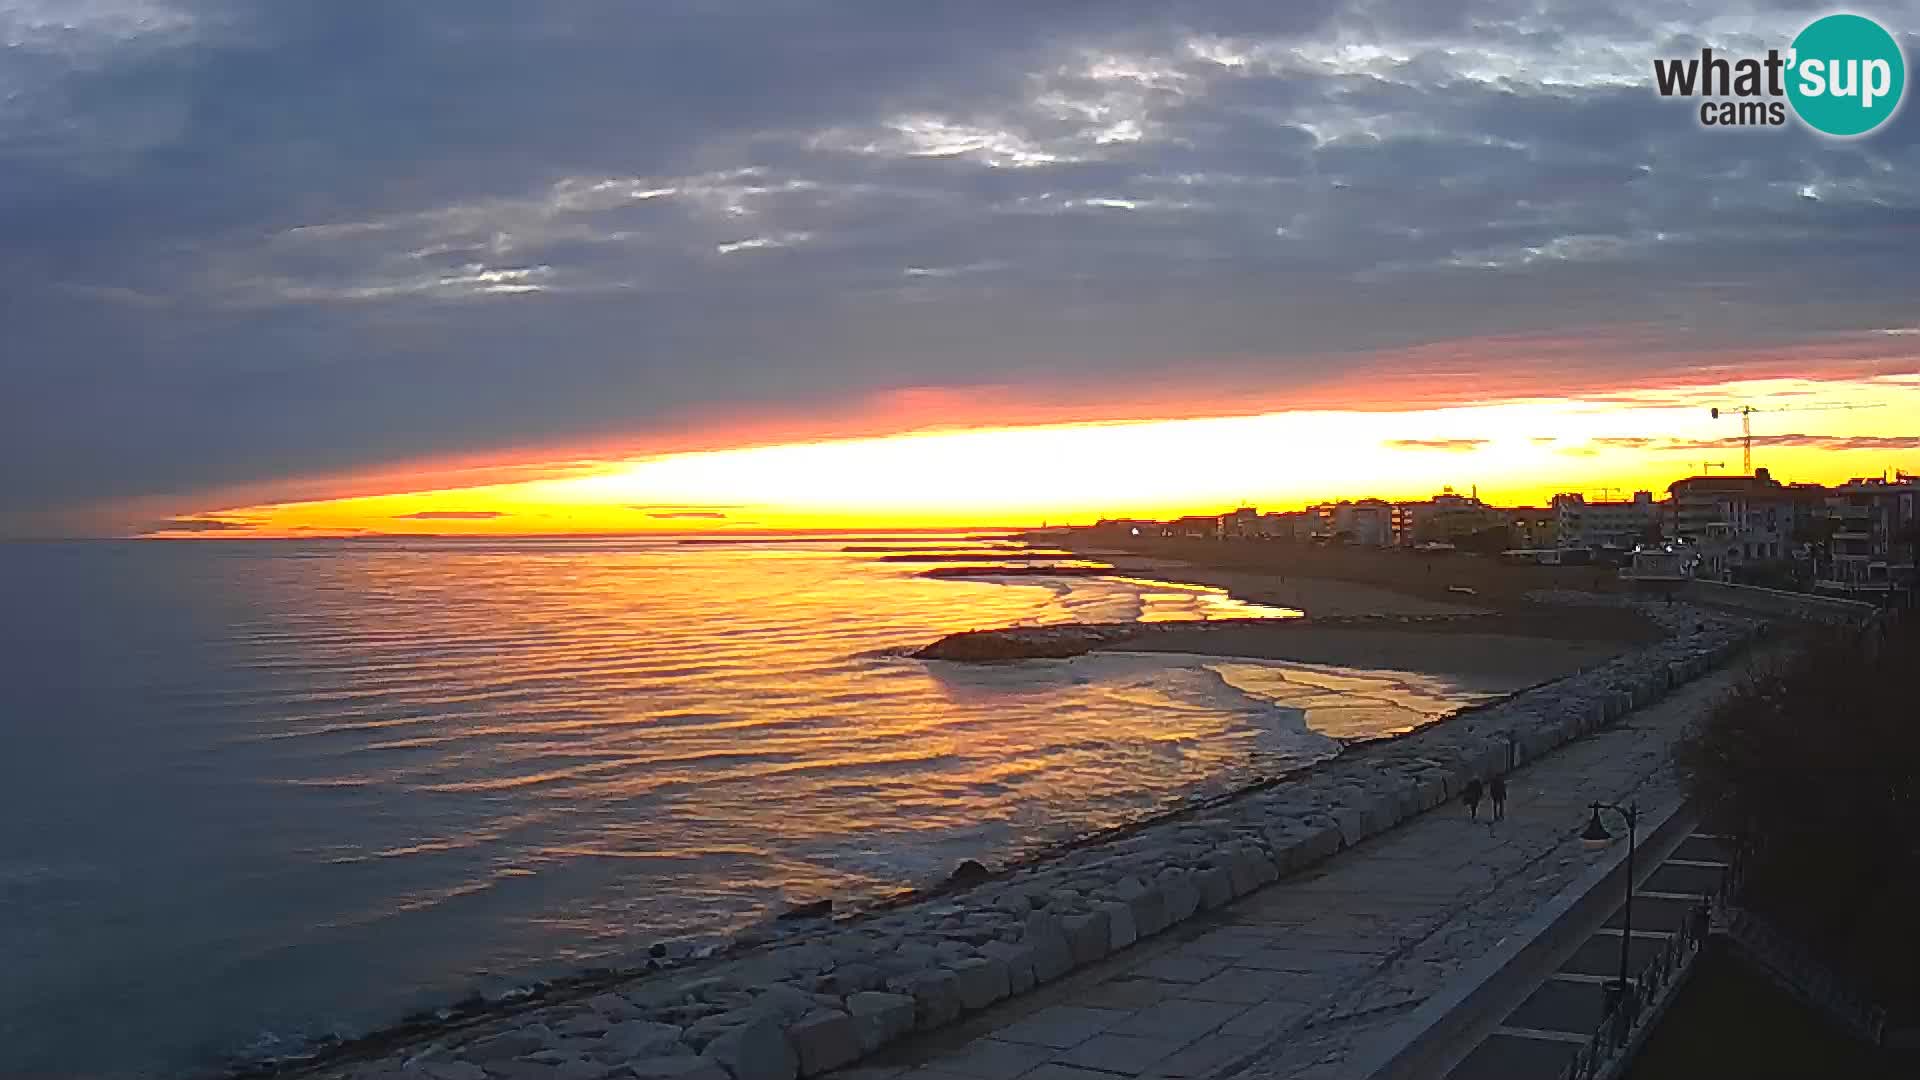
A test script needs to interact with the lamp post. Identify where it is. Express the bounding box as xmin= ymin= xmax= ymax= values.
xmin=1582 ymin=802 xmax=1640 ymax=1014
